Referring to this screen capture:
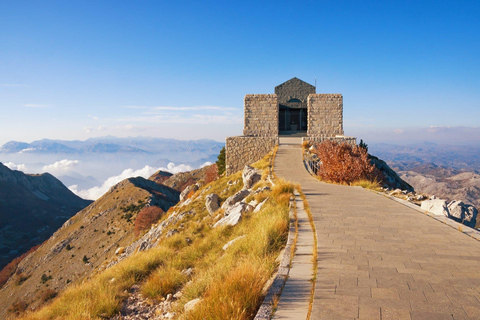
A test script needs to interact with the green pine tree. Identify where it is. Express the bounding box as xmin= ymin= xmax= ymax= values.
xmin=216 ymin=146 xmax=226 ymax=175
